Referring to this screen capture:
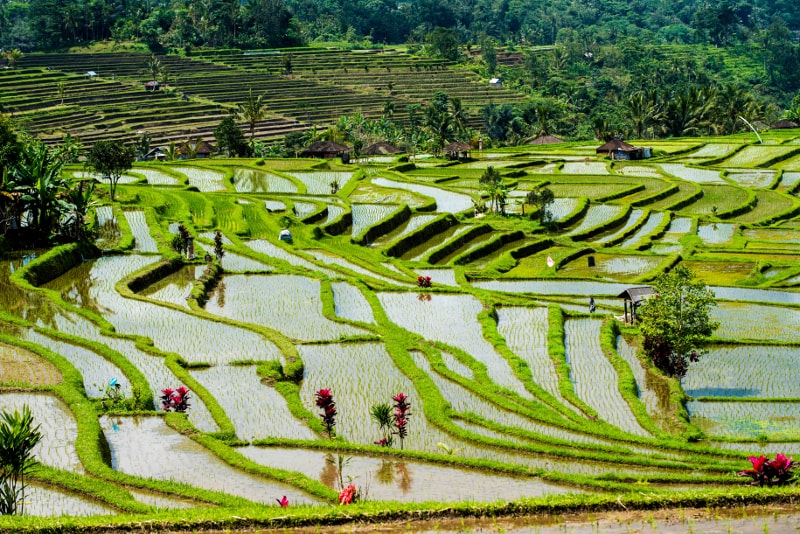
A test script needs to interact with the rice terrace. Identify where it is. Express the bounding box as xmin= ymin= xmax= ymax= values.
xmin=5 ymin=46 xmax=800 ymax=532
